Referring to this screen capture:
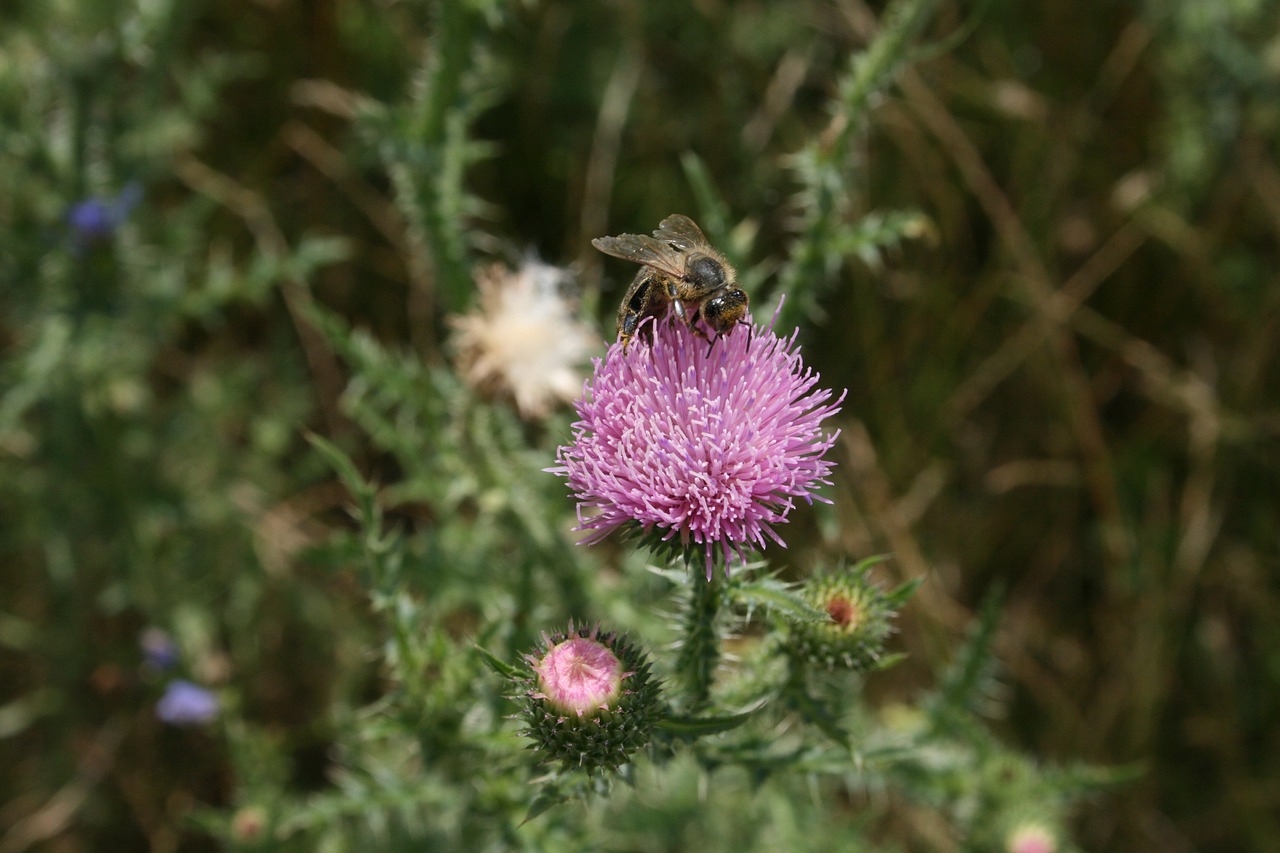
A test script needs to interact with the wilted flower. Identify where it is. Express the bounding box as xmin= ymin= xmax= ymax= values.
xmin=516 ymin=624 xmax=662 ymax=772
xmin=450 ymin=259 xmax=597 ymax=419
xmin=156 ymin=679 xmax=219 ymax=726
xmin=550 ymin=309 xmax=843 ymax=578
